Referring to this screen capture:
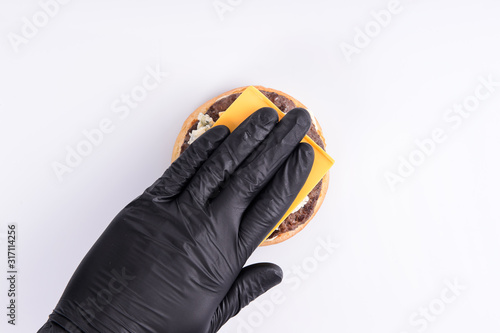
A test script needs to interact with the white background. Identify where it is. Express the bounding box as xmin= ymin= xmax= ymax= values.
xmin=1 ymin=0 xmax=500 ymax=332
